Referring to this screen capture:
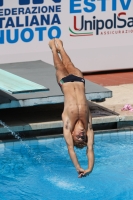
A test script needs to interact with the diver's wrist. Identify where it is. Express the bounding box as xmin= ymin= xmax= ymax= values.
xmin=76 ymin=165 xmax=81 ymax=171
